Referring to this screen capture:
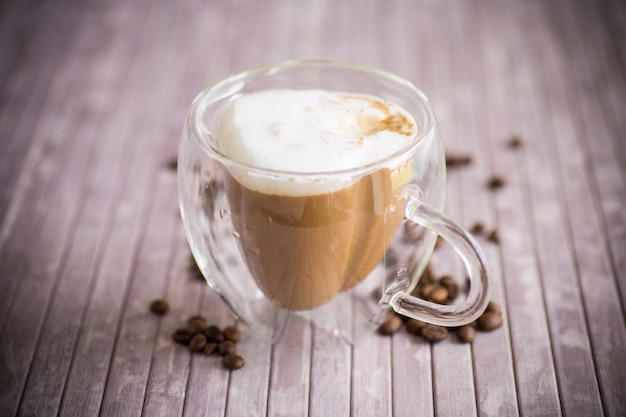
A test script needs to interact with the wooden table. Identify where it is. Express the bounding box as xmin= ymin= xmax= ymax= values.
xmin=1 ymin=0 xmax=625 ymax=415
